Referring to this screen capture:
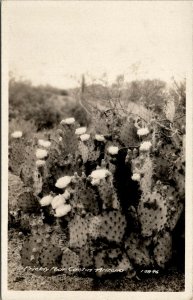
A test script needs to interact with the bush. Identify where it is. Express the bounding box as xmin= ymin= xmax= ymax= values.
xmin=9 ymin=78 xmax=71 ymax=130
